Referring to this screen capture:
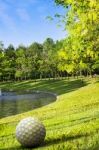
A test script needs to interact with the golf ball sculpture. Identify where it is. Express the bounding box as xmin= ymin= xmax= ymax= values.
xmin=16 ymin=117 xmax=46 ymax=147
